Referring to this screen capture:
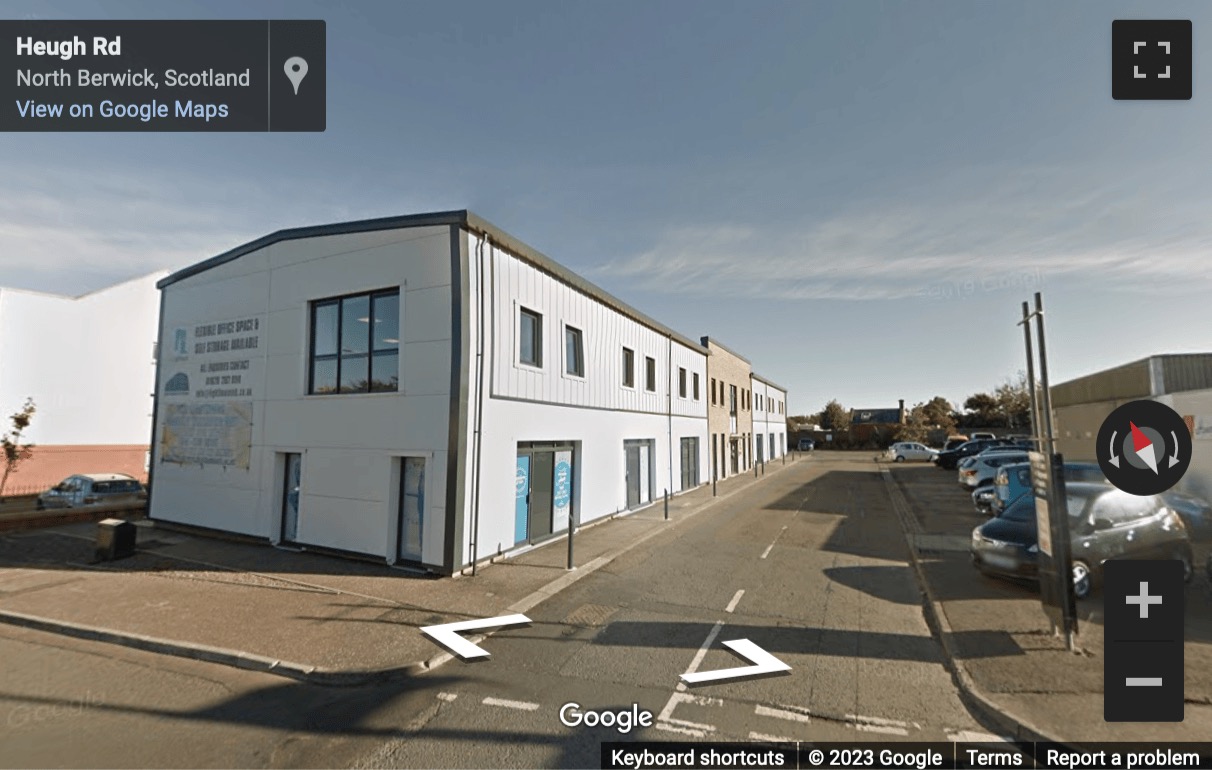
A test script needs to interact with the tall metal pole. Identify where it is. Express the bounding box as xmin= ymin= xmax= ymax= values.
xmin=1033 ymin=291 xmax=1076 ymax=651
xmin=1020 ymin=301 xmax=1041 ymax=448
xmin=1034 ymin=293 xmax=1056 ymax=457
